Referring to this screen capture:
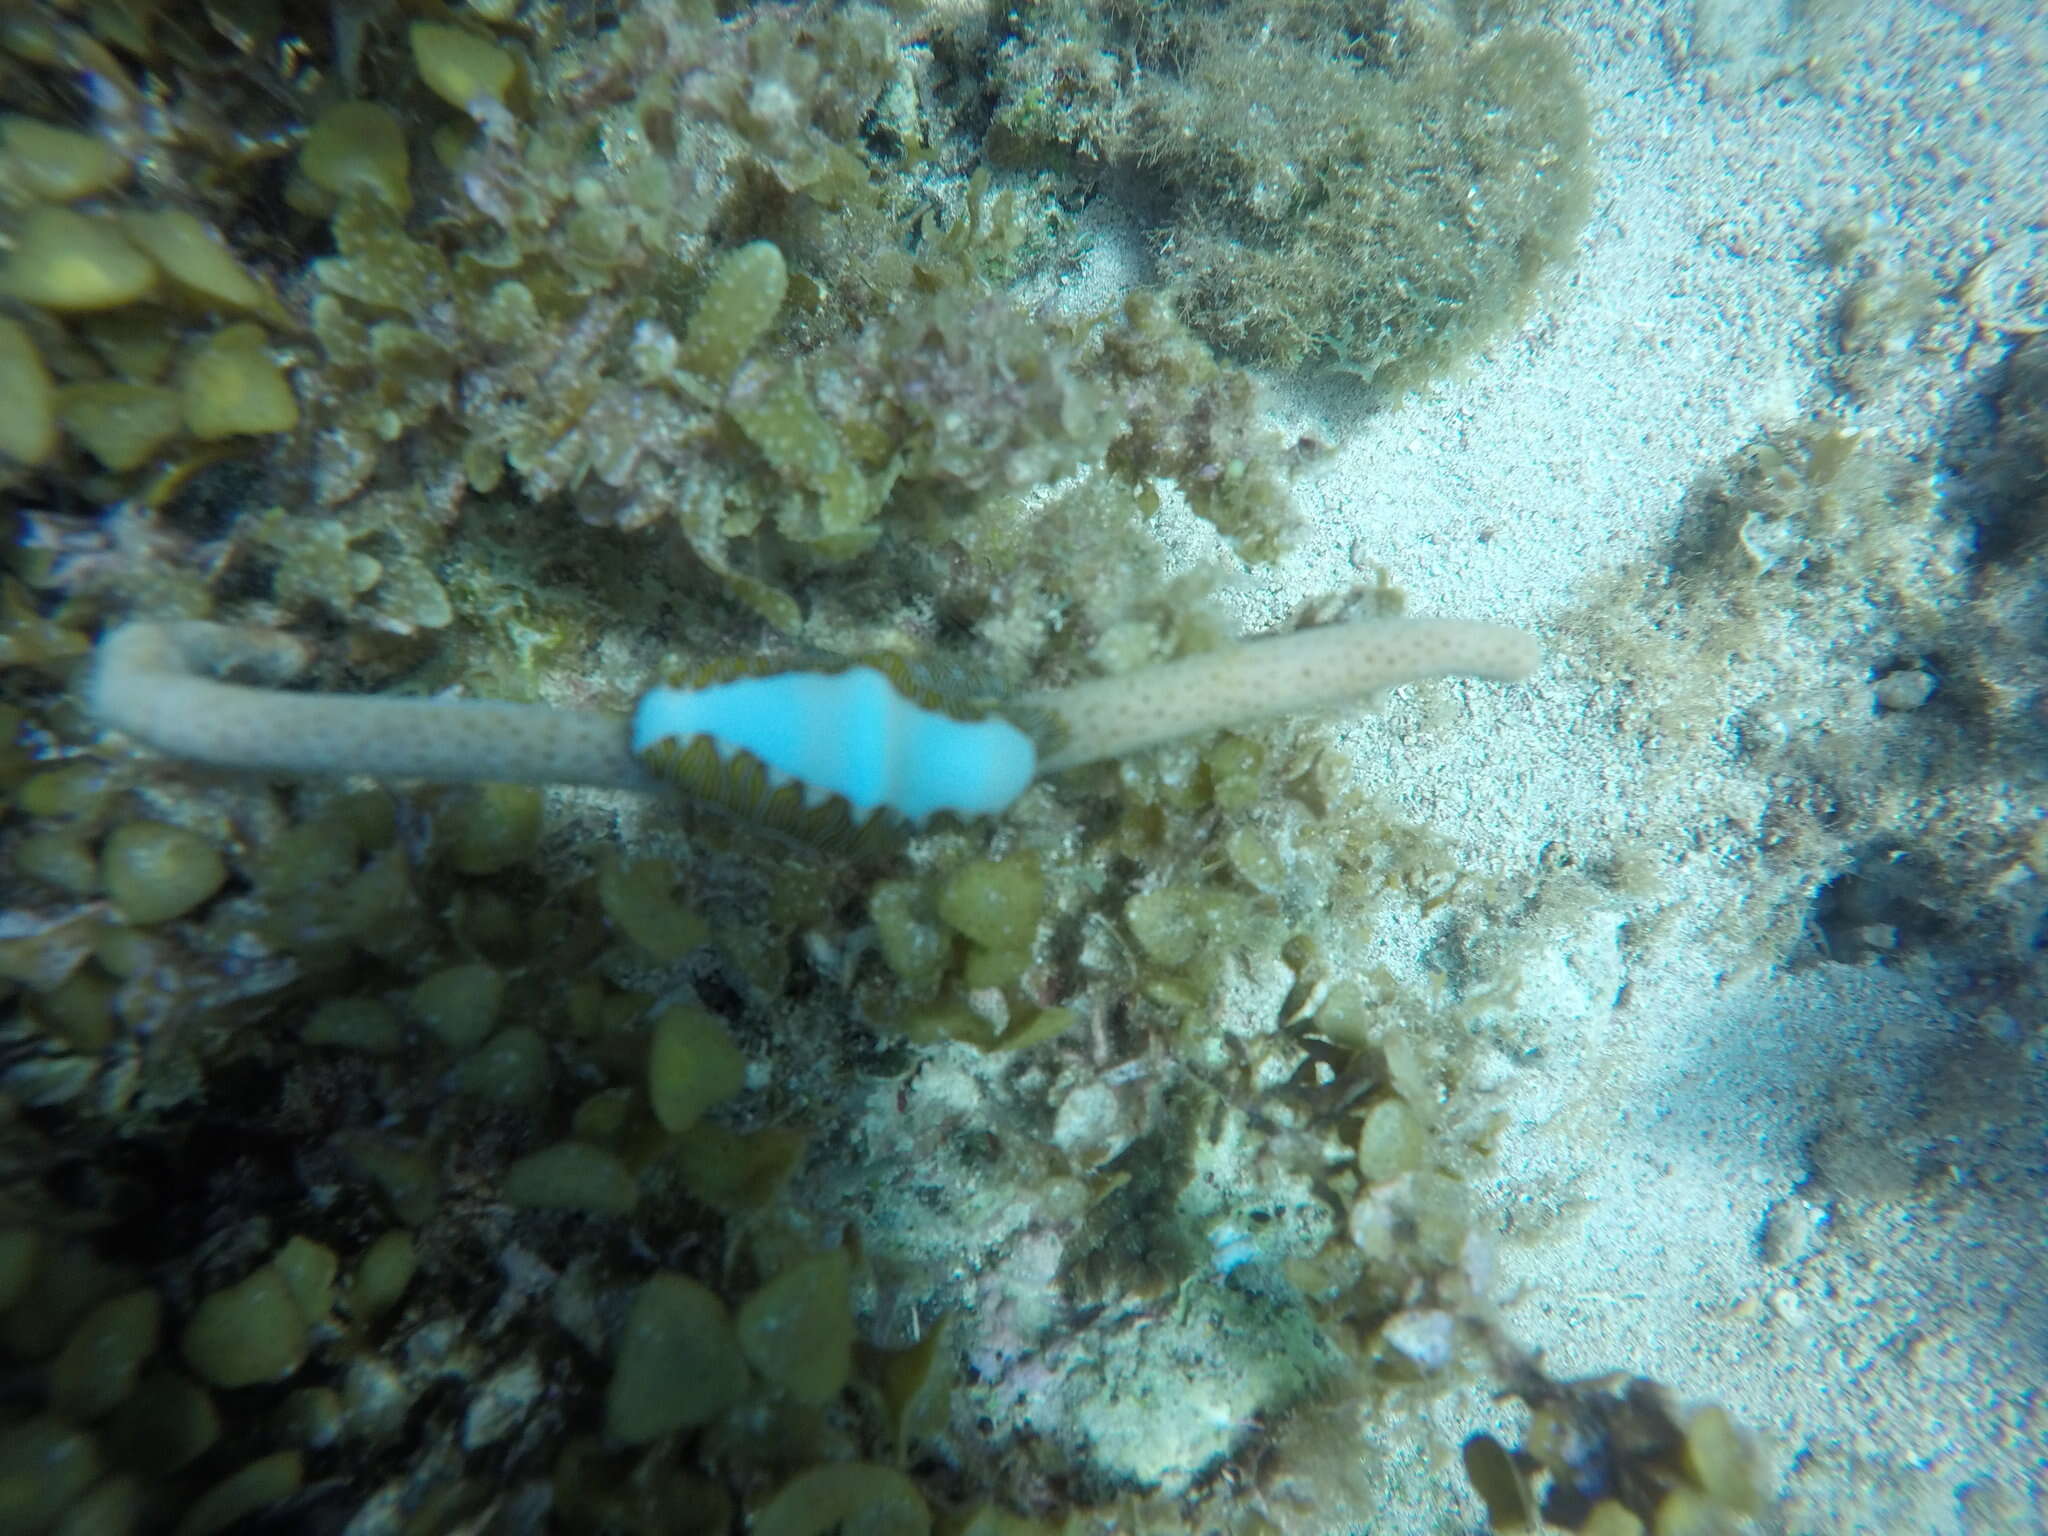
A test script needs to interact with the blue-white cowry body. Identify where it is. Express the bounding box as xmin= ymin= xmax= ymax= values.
xmin=630 ymin=666 xmax=1039 ymax=823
